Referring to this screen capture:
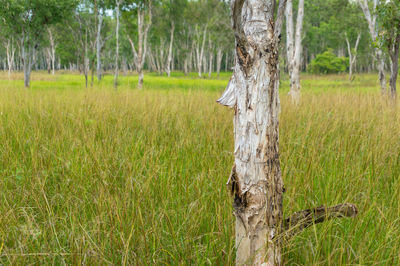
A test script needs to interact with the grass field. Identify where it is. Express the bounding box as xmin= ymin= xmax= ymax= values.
xmin=1 ymin=71 xmax=400 ymax=265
